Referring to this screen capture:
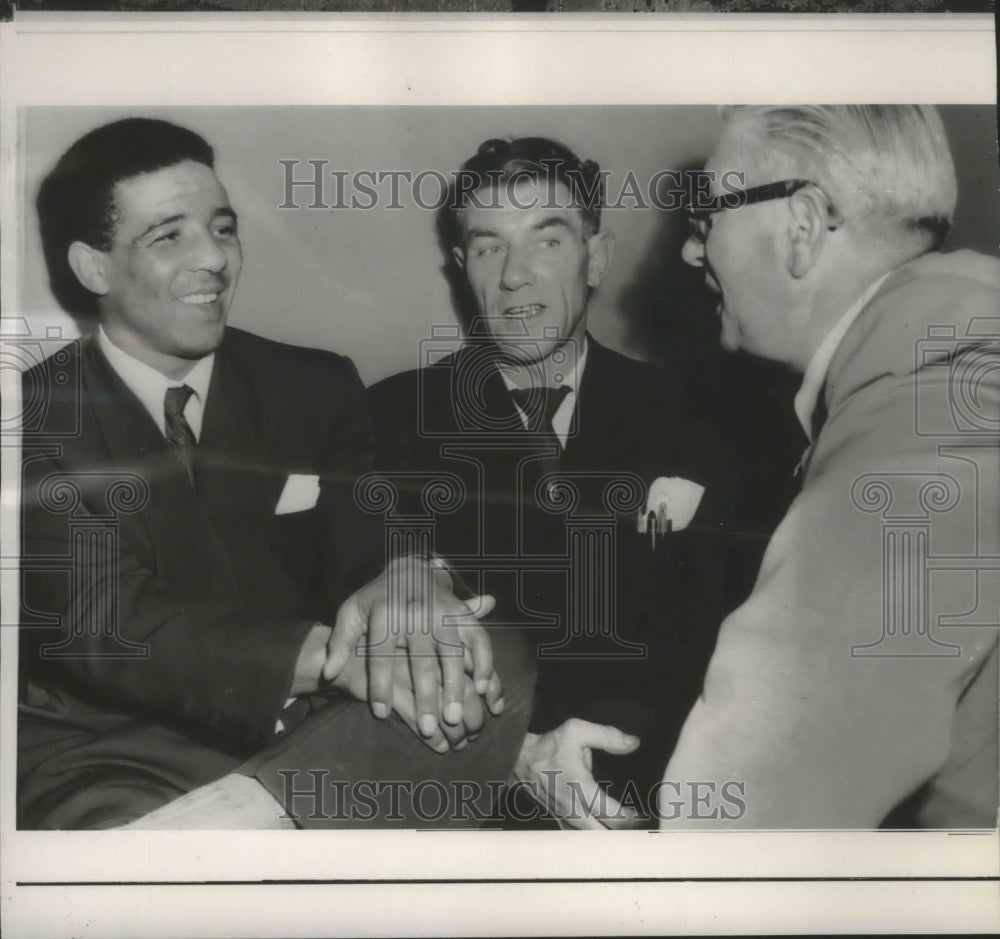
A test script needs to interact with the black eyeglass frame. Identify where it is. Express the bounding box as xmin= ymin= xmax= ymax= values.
xmin=685 ymin=178 xmax=838 ymax=242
